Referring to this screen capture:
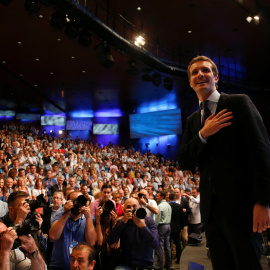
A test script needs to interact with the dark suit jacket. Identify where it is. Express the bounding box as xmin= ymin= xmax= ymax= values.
xmin=179 ymin=196 xmax=191 ymax=226
xmin=51 ymin=184 xmax=66 ymax=196
xmin=169 ymin=202 xmax=184 ymax=233
xmin=180 ymin=93 xmax=270 ymax=223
